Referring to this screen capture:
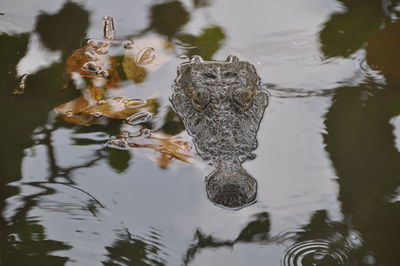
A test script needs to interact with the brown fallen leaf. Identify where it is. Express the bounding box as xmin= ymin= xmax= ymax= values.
xmin=65 ymin=46 xmax=121 ymax=89
xmin=61 ymin=113 xmax=106 ymax=126
xmin=122 ymin=56 xmax=147 ymax=83
xmin=110 ymin=131 xmax=193 ymax=168
xmin=55 ymin=85 xmax=158 ymax=126
xmin=81 ymin=97 xmax=157 ymax=119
